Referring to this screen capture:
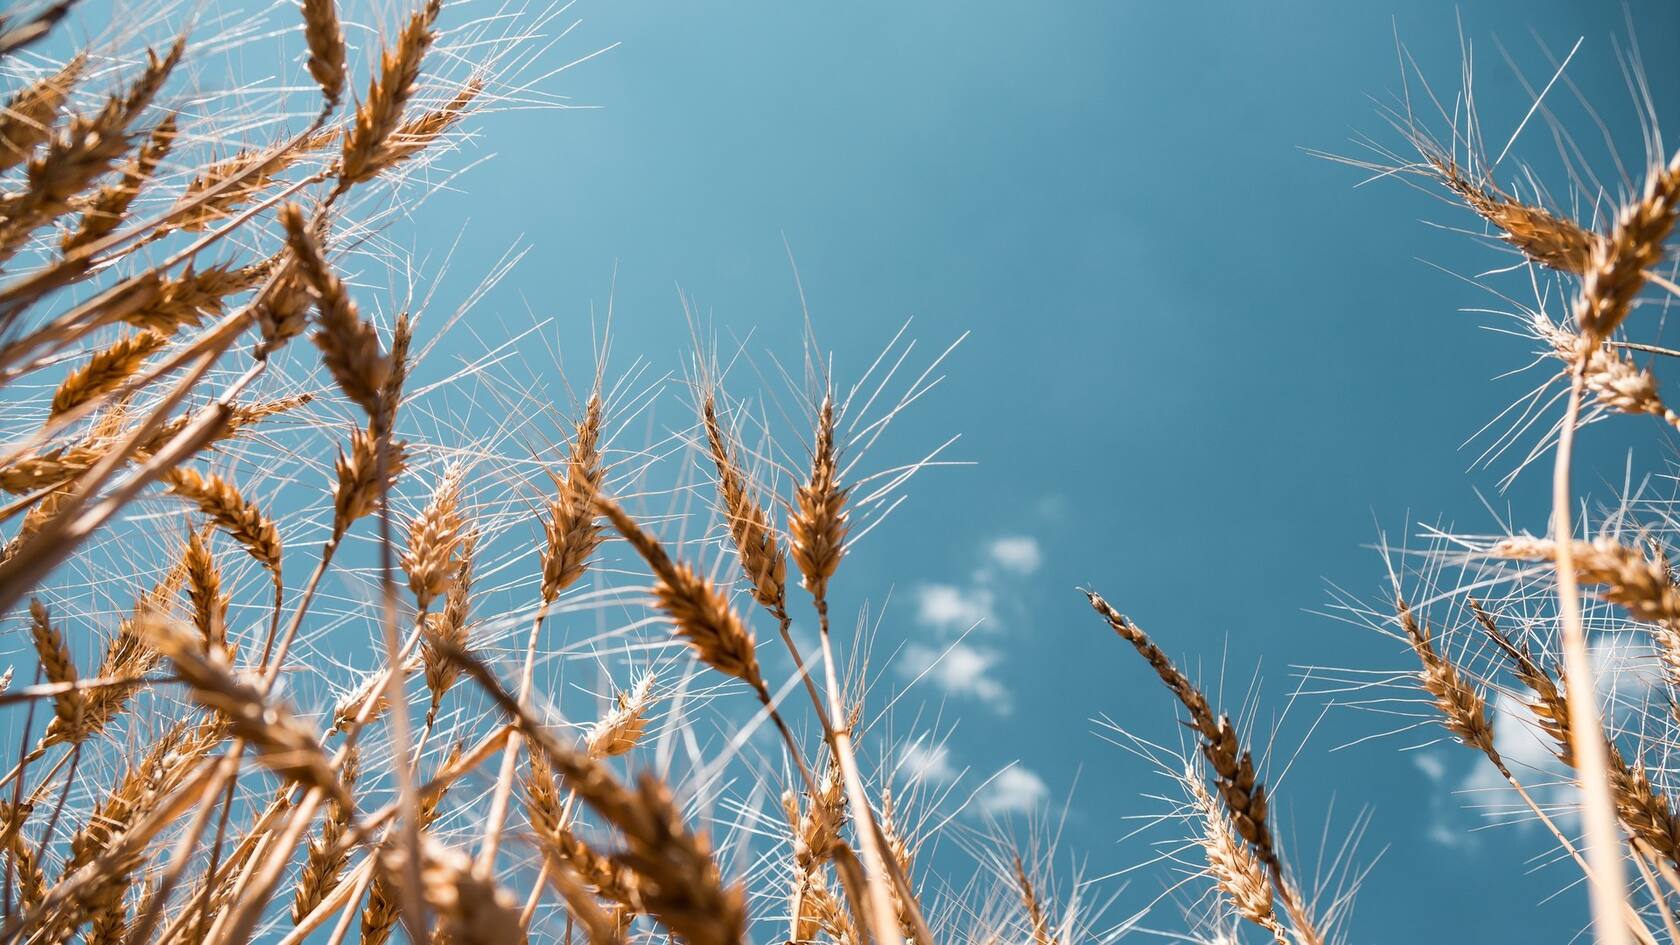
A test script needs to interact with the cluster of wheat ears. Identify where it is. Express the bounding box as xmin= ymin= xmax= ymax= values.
xmin=0 ymin=1 xmax=1677 ymax=944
